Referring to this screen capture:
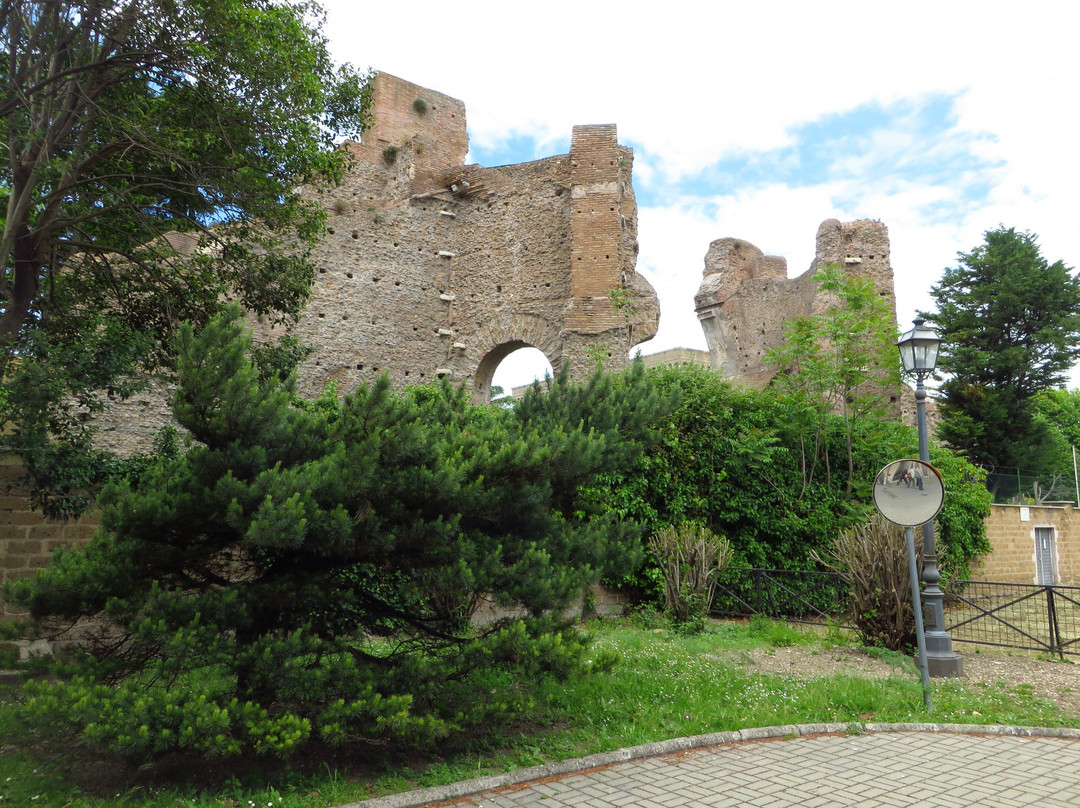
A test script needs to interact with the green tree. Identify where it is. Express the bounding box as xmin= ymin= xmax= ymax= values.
xmin=1036 ymin=389 xmax=1080 ymax=450
xmin=765 ymin=264 xmax=901 ymax=492
xmin=1023 ymin=389 xmax=1080 ymax=501
xmin=1 ymin=0 xmax=370 ymax=515
xmin=923 ymin=227 xmax=1080 ymax=476
xmin=6 ymin=308 xmax=667 ymax=760
xmin=595 ymin=364 xmax=989 ymax=586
